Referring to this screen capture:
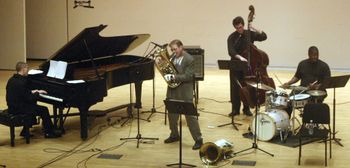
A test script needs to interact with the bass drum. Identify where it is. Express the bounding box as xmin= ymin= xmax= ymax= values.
xmin=251 ymin=109 xmax=290 ymax=141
